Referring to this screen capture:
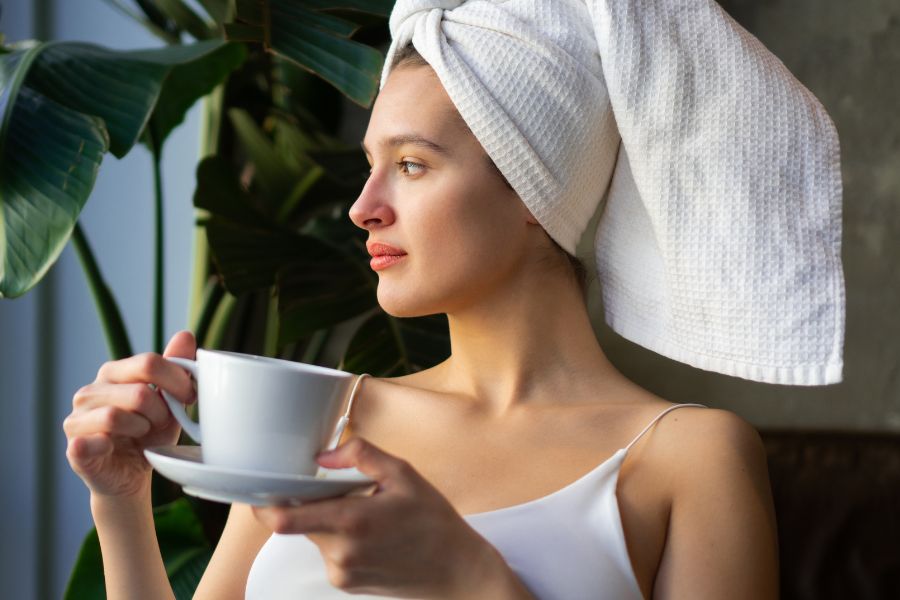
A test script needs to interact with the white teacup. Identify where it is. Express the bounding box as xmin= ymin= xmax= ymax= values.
xmin=159 ymin=349 xmax=355 ymax=476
